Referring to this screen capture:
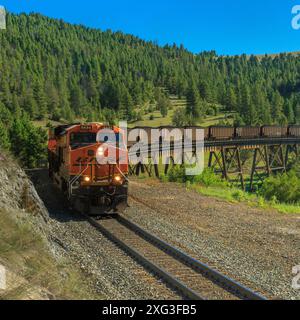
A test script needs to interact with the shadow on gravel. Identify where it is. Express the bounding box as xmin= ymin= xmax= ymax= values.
xmin=26 ymin=168 xmax=84 ymax=223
